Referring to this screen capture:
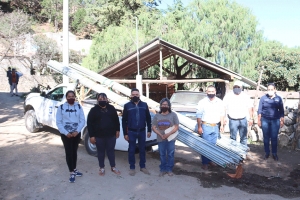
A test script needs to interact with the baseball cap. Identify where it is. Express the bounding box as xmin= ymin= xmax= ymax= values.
xmin=233 ymin=80 xmax=243 ymax=87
